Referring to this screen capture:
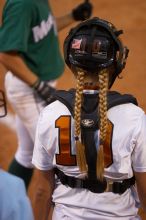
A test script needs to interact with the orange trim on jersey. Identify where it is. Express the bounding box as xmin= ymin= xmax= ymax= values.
xmin=55 ymin=116 xmax=76 ymax=166
xmin=103 ymin=120 xmax=114 ymax=167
